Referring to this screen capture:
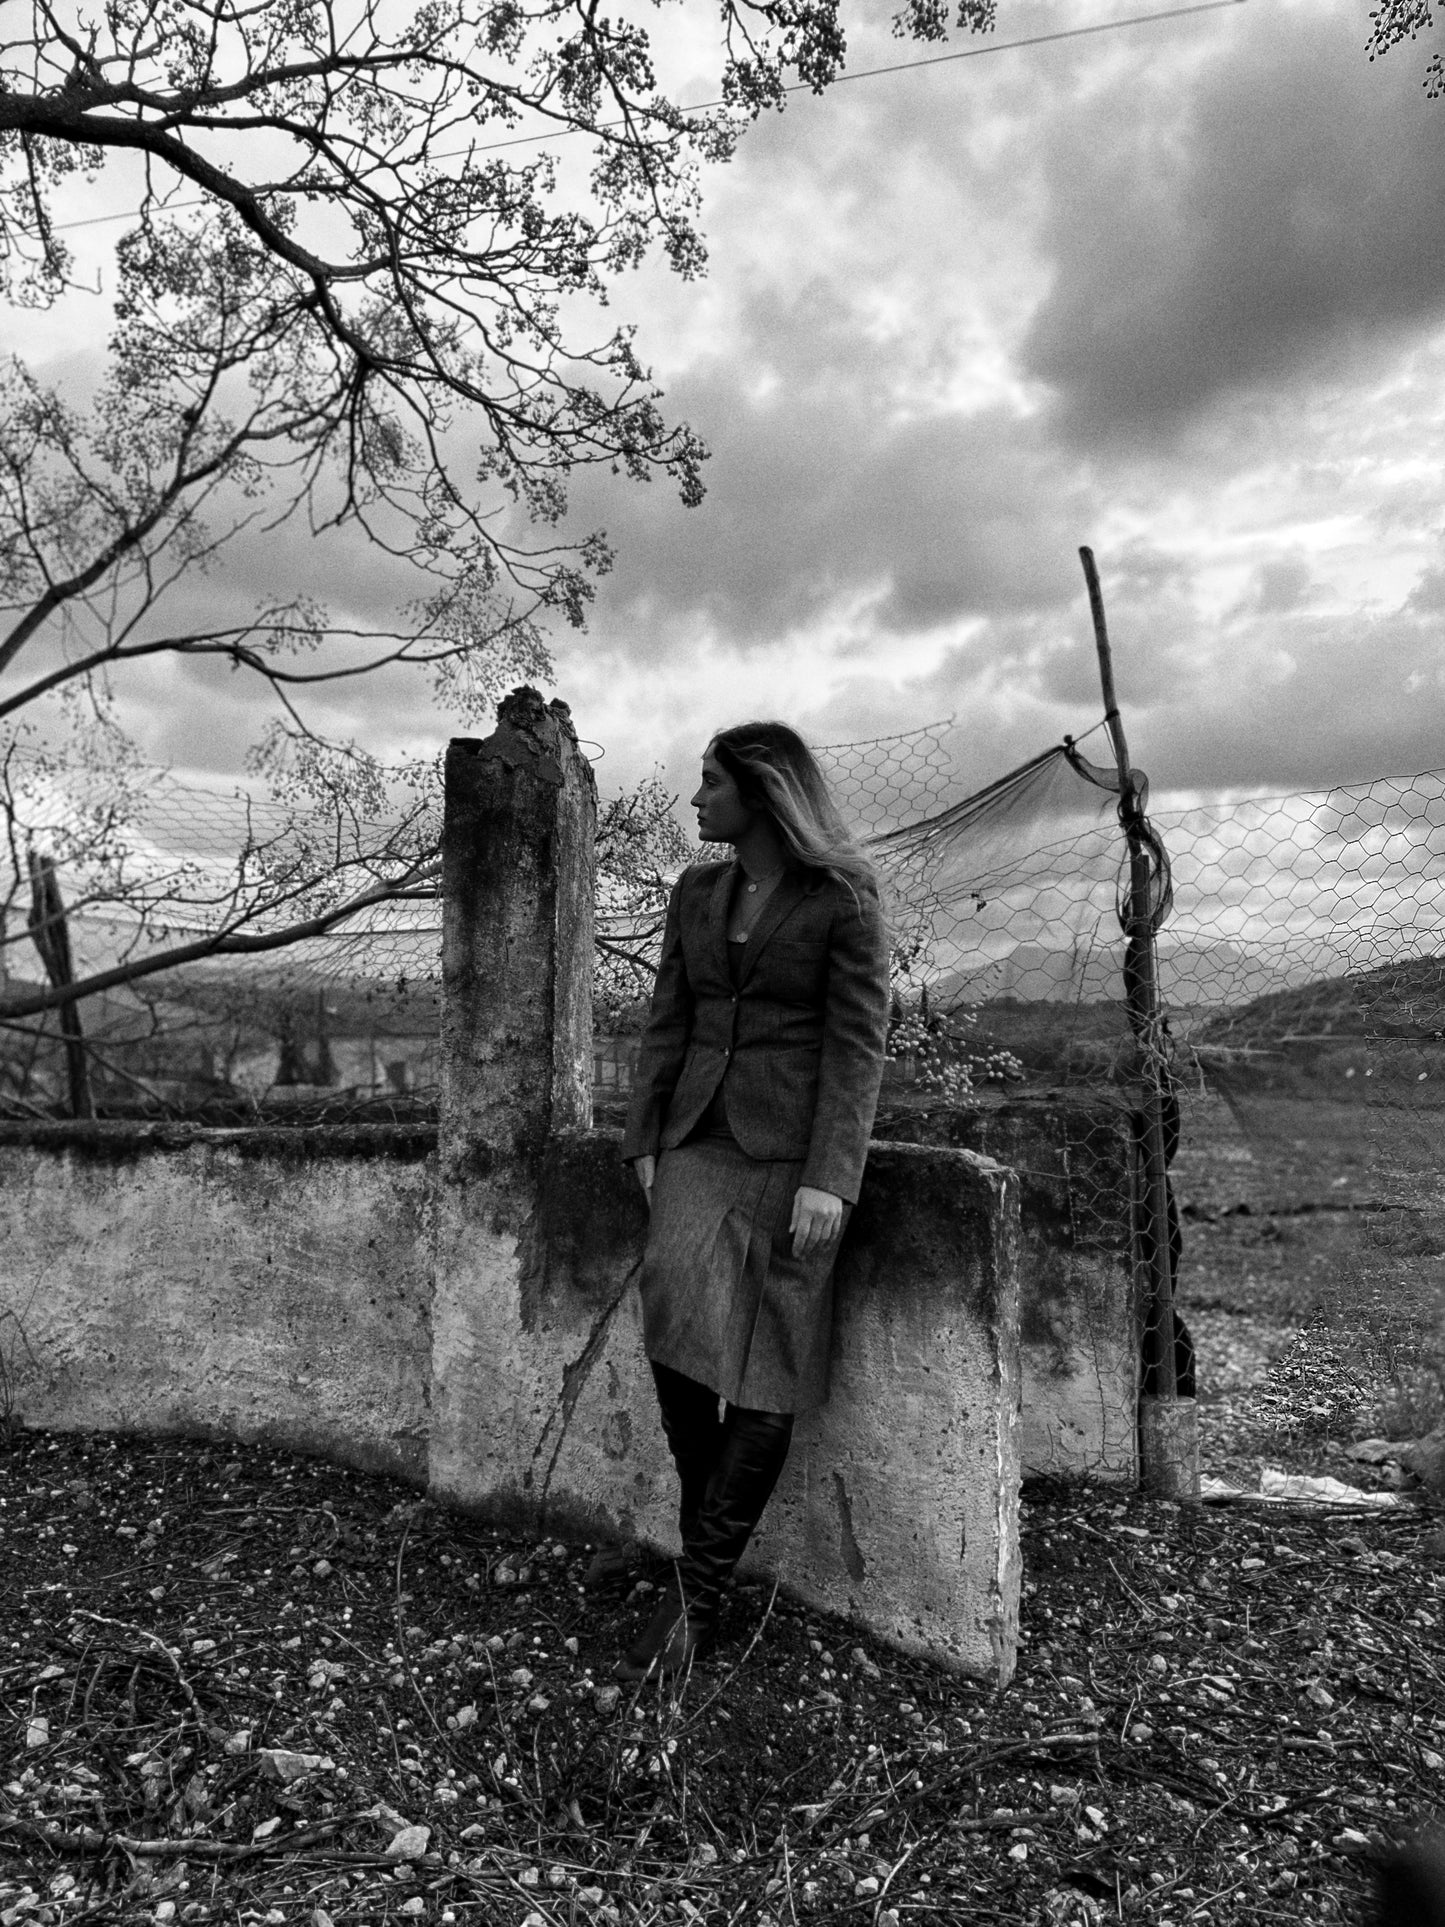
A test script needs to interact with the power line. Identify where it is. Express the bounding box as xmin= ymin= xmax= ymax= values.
xmin=47 ymin=0 xmax=1246 ymax=235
